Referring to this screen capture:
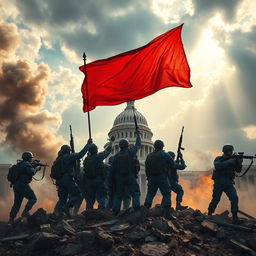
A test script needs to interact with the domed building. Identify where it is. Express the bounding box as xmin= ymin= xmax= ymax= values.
xmin=107 ymin=101 xmax=154 ymax=197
